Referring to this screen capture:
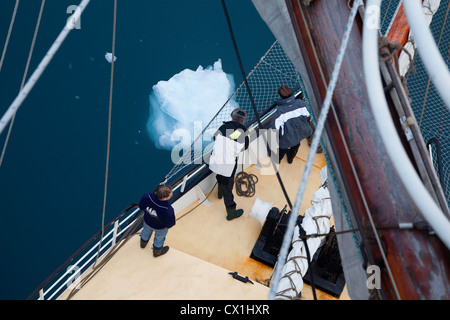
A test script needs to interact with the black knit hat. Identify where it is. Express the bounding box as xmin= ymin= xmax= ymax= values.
xmin=231 ymin=108 xmax=248 ymax=124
